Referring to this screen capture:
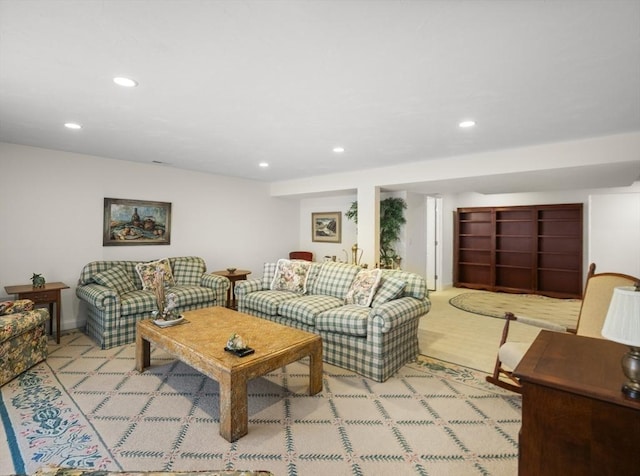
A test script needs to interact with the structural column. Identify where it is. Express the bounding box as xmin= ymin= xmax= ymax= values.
xmin=356 ymin=185 xmax=380 ymax=268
